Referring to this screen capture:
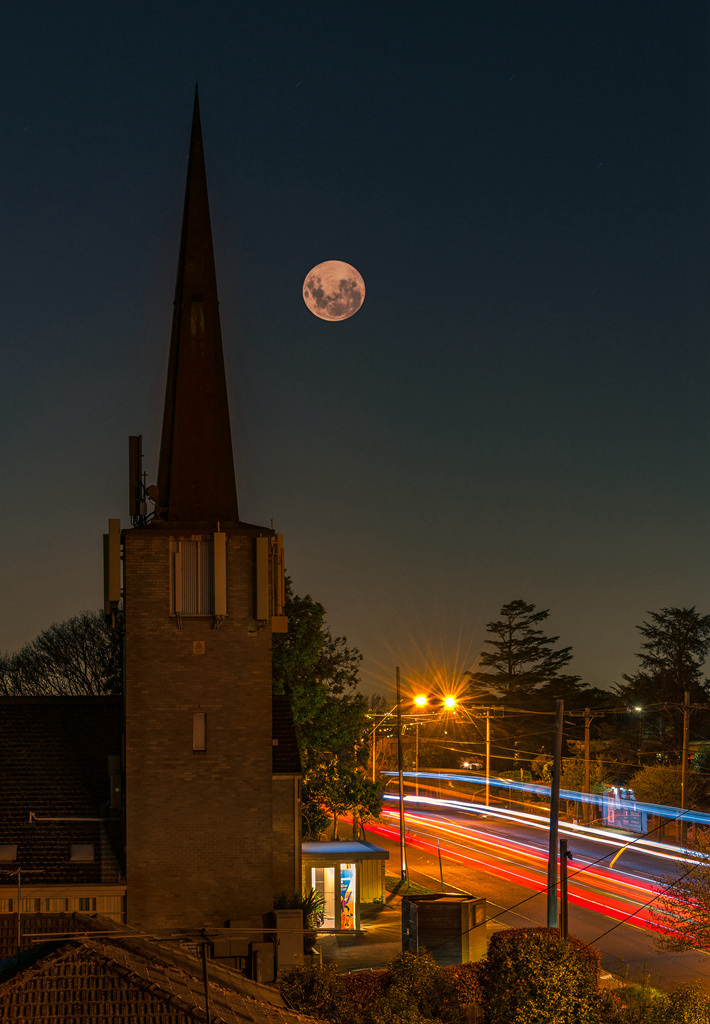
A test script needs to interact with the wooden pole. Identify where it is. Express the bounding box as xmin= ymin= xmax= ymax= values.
xmin=485 ymin=709 xmax=490 ymax=808
xmin=547 ymin=699 xmax=564 ymax=928
xmin=680 ymin=690 xmax=690 ymax=845
xmin=559 ymin=839 xmax=569 ymax=939
xmin=415 ymin=721 xmax=419 ymax=798
xmin=583 ymin=708 xmax=590 ymax=825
